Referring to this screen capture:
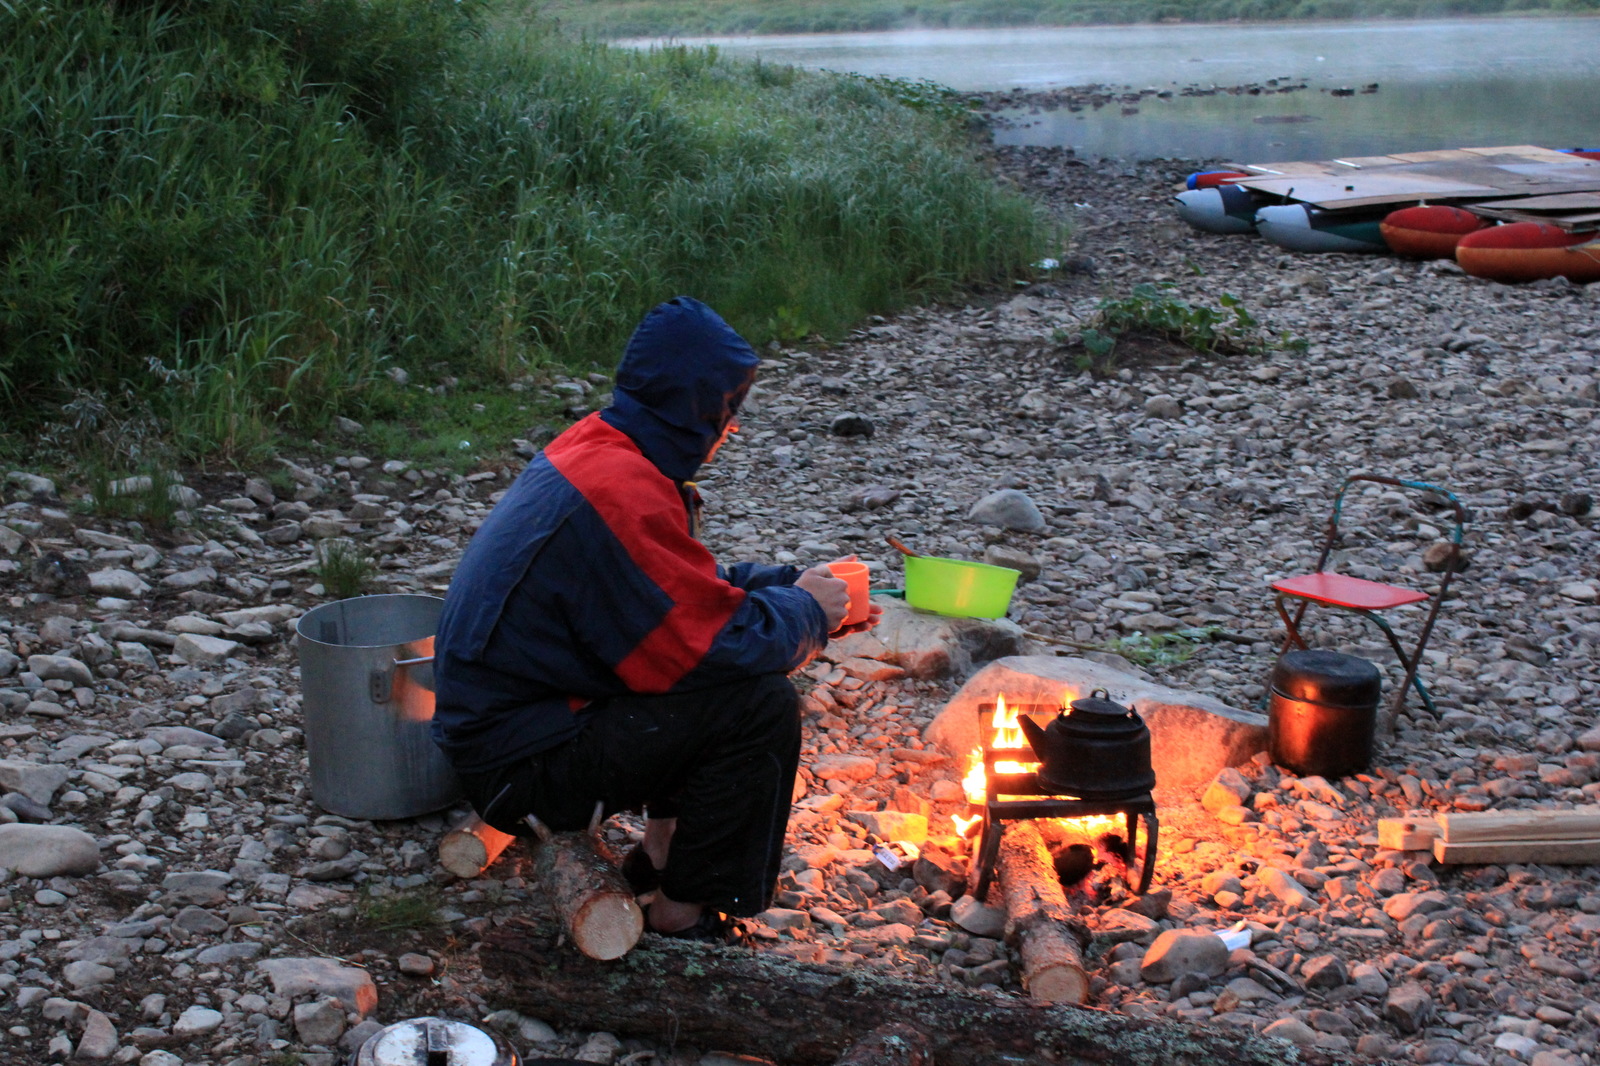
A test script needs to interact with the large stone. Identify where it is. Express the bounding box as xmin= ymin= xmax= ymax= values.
xmin=967 ymin=489 xmax=1047 ymax=533
xmin=926 ymin=657 xmax=1268 ymax=791
xmin=811 ymin=754 xmax=878 ymax=782
xmin=75 ymin=1009 xmax=118 ymax=1061
xmin=172 ymin=633 xmax=241 ymax=665
xmin=0 ymin=823 xmax=100 ymax=876
xmin=26 ymin=655 xmax=94 ymax=688
xmin=868 ymin=598 xmax=1025 ymax=679
xmin=0 ymin=760 xmax=70 ymax=805
xmin=87 ymin=569 xmax=150 ymax=597
xmin=949 ymin=896 xmax=1005 ymax=938
xmin=842 ymin=810 xmax=929 ymax=843
xmin=1139 ymin=929 xmax=1230 ymax=983
xmin=161 ymin=870 xmax=232 ymax=906
xmin=258 ymin=957 xmax=379 ymax=1016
